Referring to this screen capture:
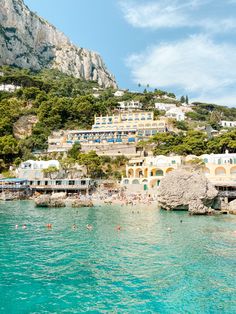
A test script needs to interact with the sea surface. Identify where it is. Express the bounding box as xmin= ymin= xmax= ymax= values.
xmin=0 ymin=201 xmax=236 ymax=314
